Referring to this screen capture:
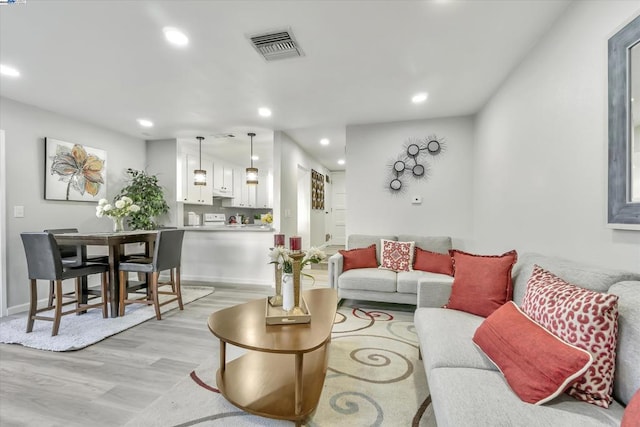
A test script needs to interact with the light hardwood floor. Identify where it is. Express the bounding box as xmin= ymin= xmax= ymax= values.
xmin=0 ymin=270 xmax=330 ymax=427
